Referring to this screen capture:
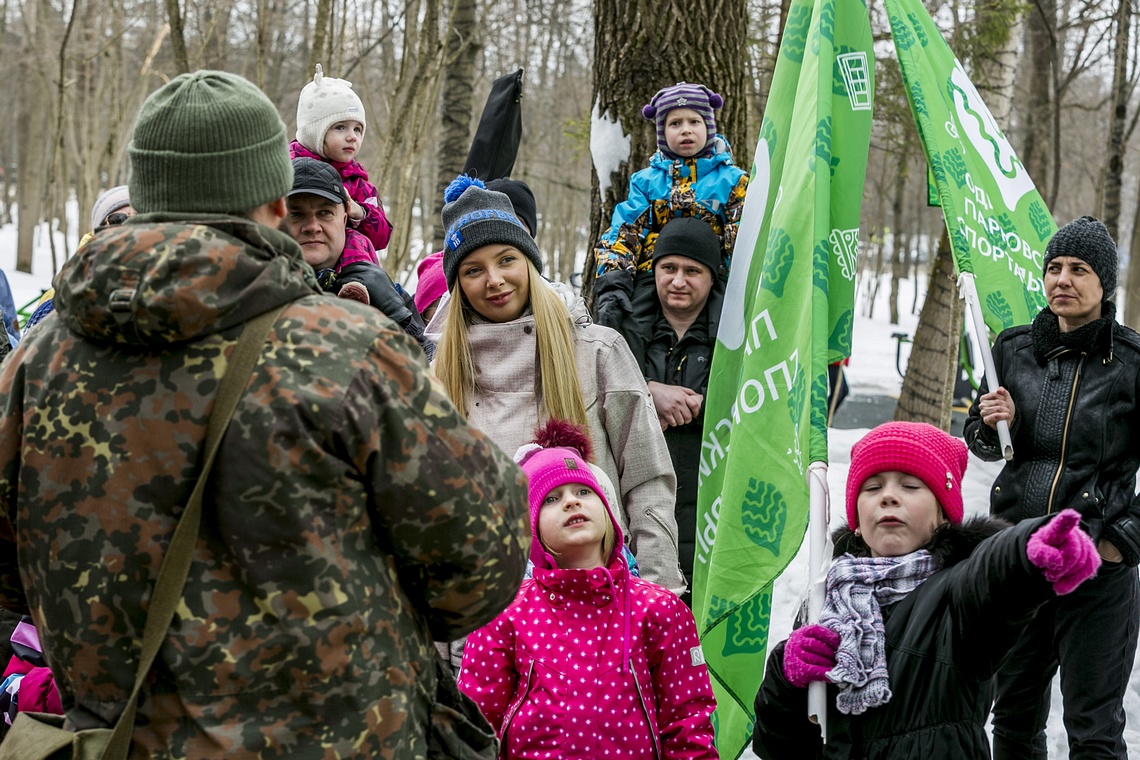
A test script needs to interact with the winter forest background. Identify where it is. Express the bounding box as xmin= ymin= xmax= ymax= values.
xmin=3 ymin=0 xmax=1140 ymax=756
